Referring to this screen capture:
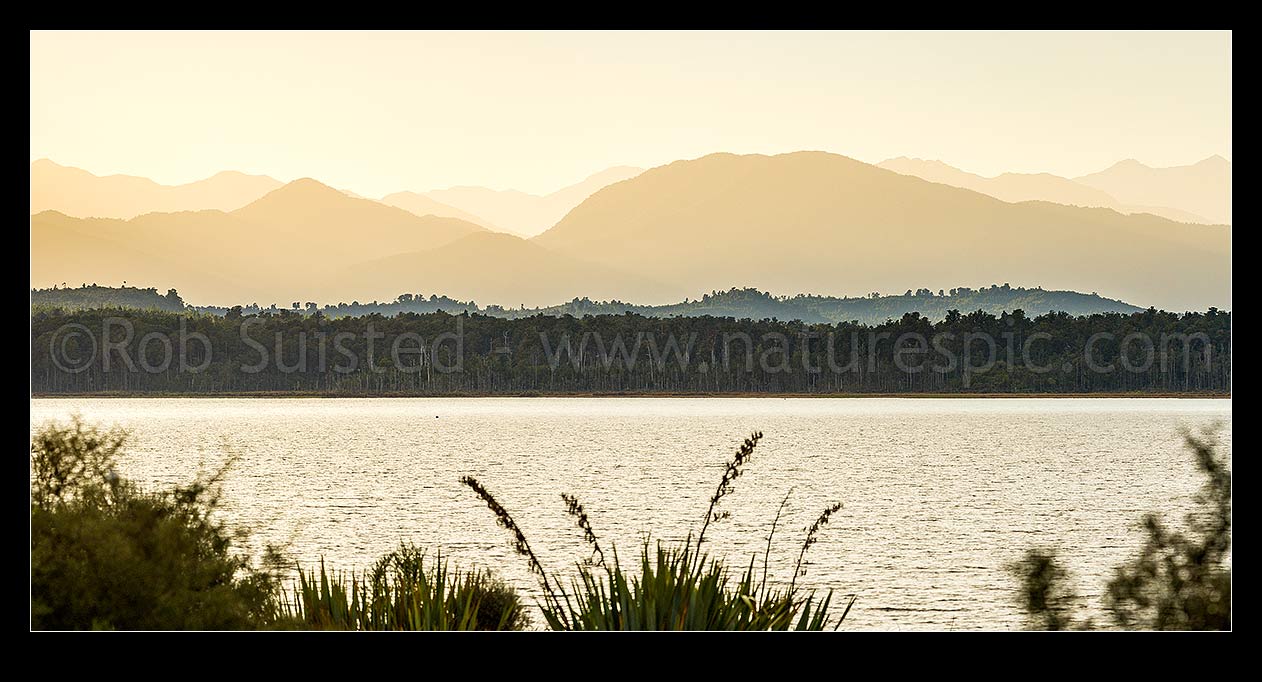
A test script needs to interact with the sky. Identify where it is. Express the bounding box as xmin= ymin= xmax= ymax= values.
xmin=30 ymin=30 xmax=1232 ymax=198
